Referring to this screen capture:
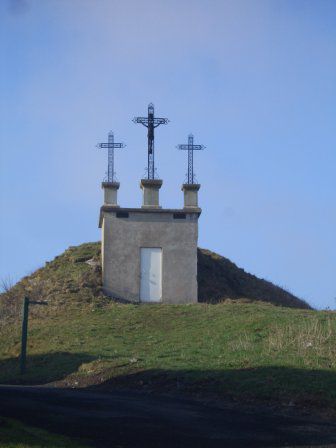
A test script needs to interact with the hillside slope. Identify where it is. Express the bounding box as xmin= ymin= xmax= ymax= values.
xmin=0 ymin=243 xmax=335 ymax=415
xmin=0 ymin=301 xmax=335 ymax=414
xmin=0 ymin=242 xmax=310 ymax=321
xmin=198 ymin=249 xmax=309 ymax=308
